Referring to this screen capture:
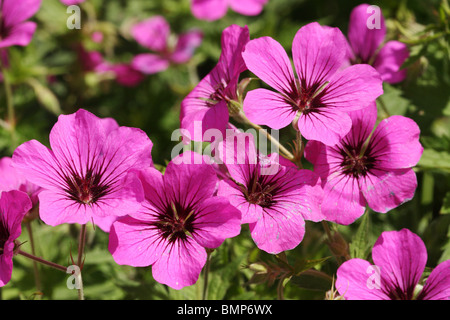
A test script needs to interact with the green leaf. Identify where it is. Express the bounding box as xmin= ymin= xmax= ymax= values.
xmin=349 ymin=210 xmax=371 ymax=259
xmin=418 ymin=148 xmax=450 ymax=172
xmin=292 ymin=257 xmax=331 ymax=275
xmin=289 ymin=272 xmax=332 ymax=292
xmin=441 ymin=192 xmax=450 ymax=214
xmin=26 ymin=78 xmax=62 ymax=116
